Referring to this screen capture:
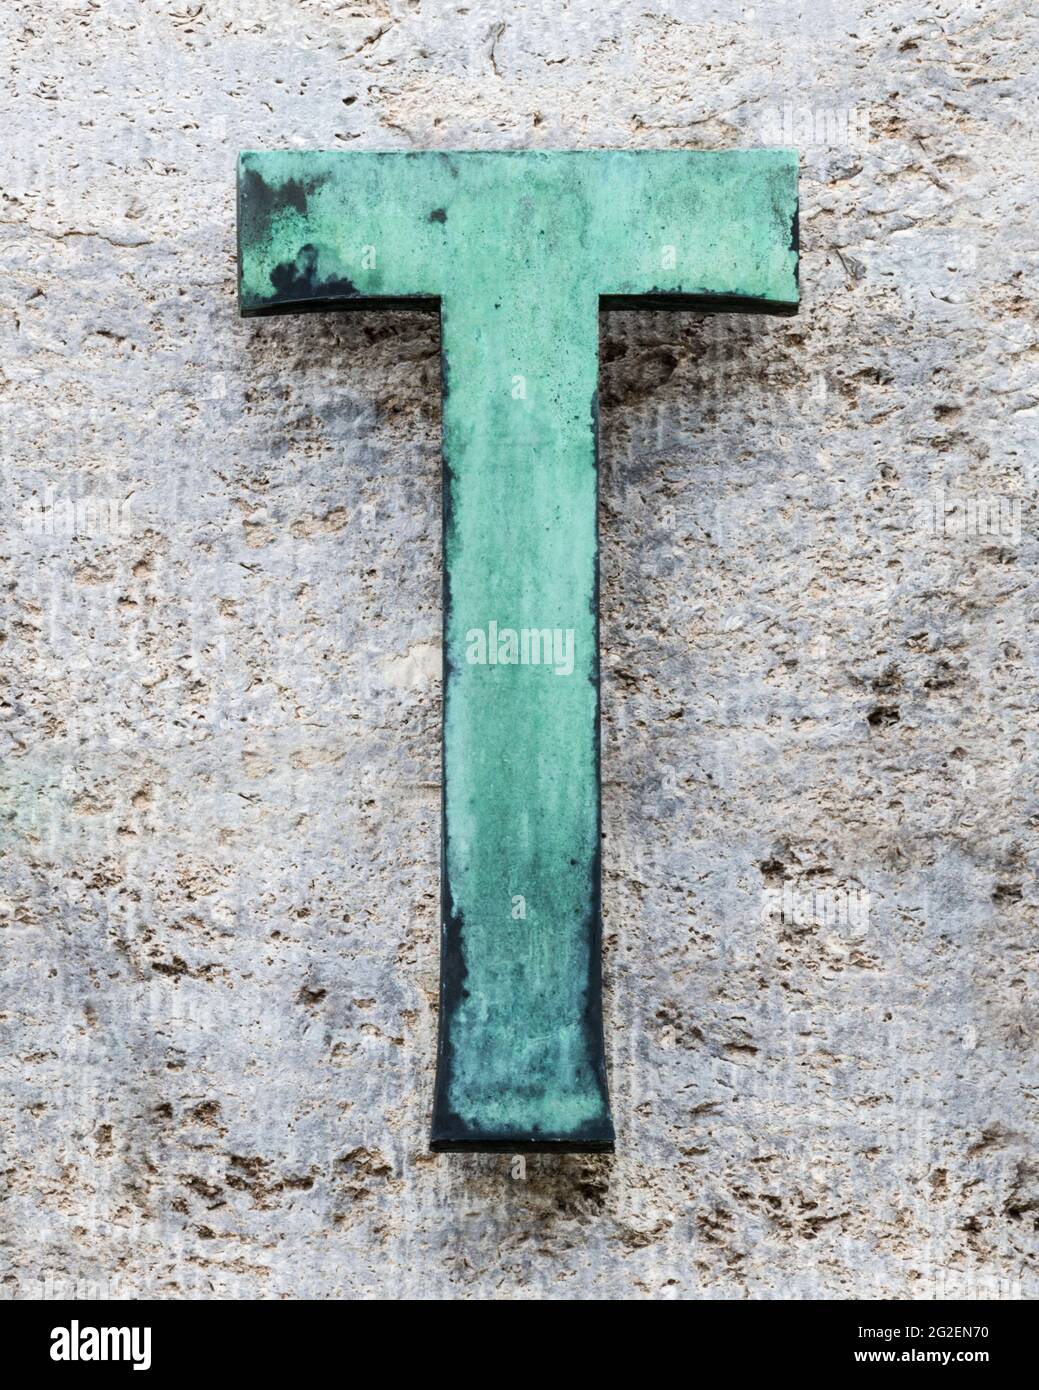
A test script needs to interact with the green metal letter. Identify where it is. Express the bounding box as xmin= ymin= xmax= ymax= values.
xmin=238 ymin=150 xmax=799 ymax=1151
